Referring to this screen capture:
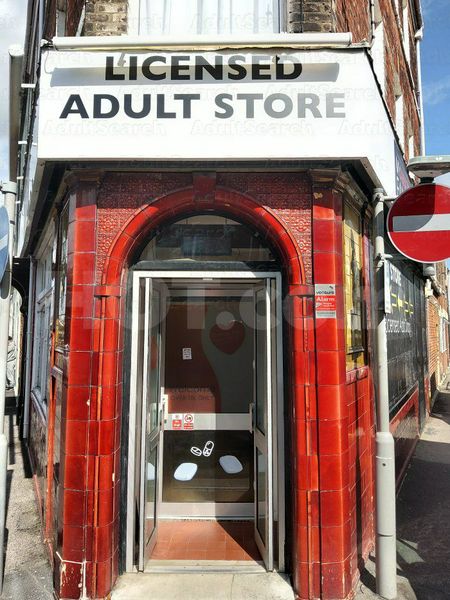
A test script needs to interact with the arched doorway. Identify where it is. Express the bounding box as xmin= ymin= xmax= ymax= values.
xmin=123 ymin=212 xmax=286 ymax=573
